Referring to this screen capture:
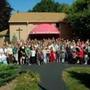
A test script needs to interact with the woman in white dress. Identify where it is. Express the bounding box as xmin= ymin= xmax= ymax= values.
xmin=42 ymin=47 xmax=47 ymax=64
xmin=30 ymin=47 xmax=36 ymax=64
